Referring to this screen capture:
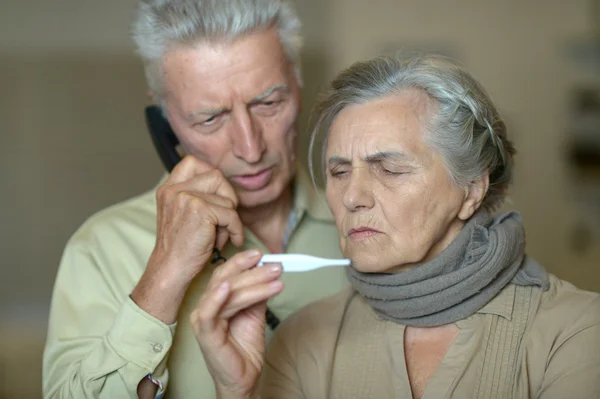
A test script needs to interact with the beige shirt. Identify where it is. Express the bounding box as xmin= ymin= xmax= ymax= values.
xmin=262 ymin=274 xmax=600 ymax=398
xmin=43 ymin=169 xmax=349 ymax=399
